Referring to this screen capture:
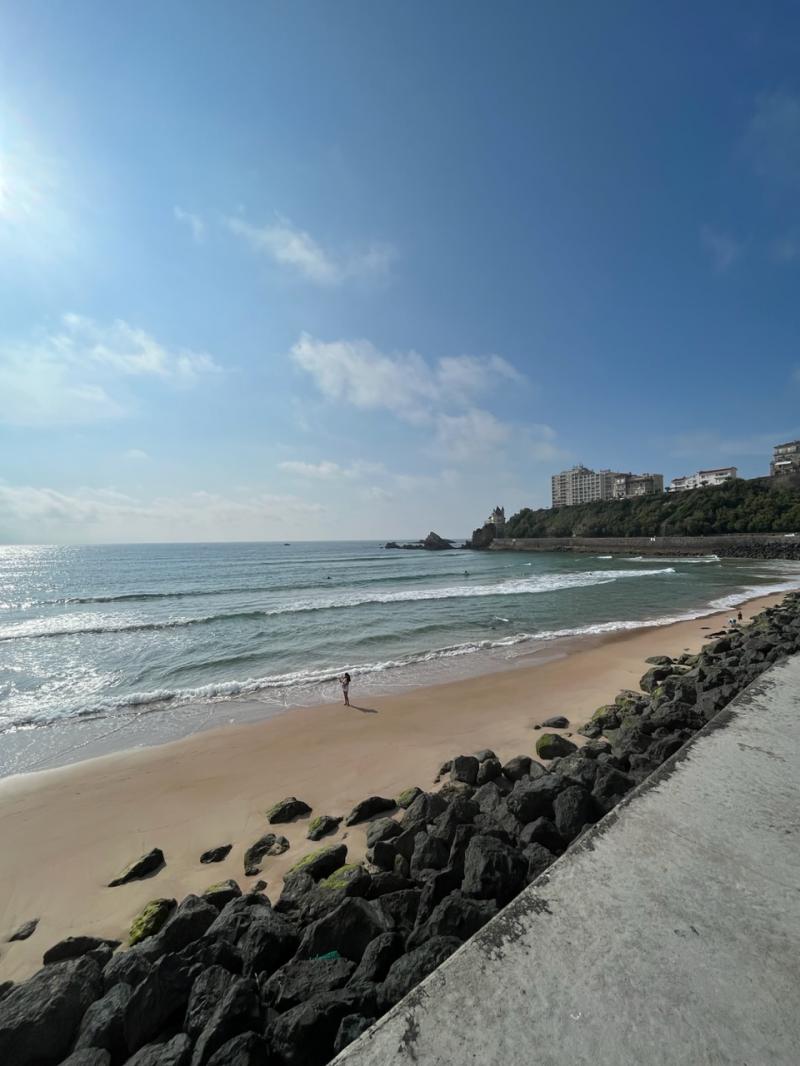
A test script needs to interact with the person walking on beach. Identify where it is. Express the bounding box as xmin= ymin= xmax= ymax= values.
xmin=339 ymin=672 xmax=351 ymax=706
xmin=737 ymin=609 xmax=743 ymax=623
